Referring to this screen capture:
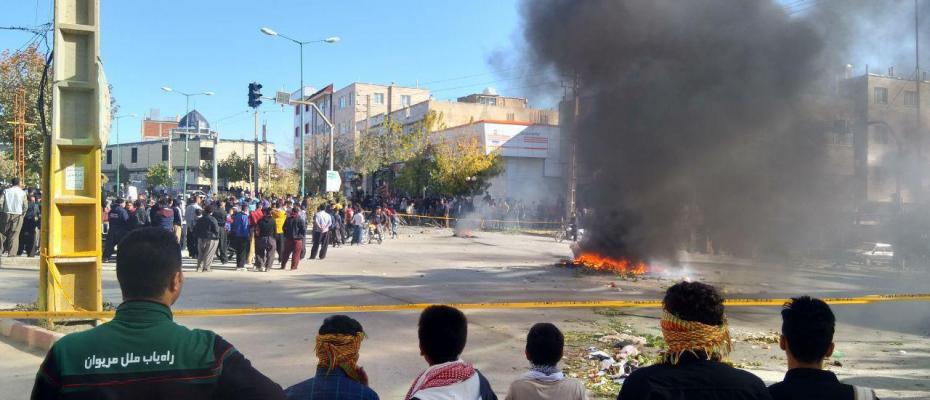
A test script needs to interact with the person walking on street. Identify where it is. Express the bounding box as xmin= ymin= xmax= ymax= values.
xmin=254 ymin=207 xmax=277 ymax=272
xmin=130 ymin=199 xmax=150 ymax=230
xmin=351 ymin=206 xmax=365 ymax=245
xmin=229 ymin=206 xmax=251 ymax=271
xmin=17 ymin=193 xmax=40 ymax=257
xmin=310 ymin=204 xmax=333 ymax=260
xmin=194 ymin=205 xmax=220 ymax=272
xmin=281 ymin=207 xmax=306 ymax=270
xmin=212 ymin=200 xmax=229 ymax=264
xmin=272 ymin=201 xmax=287 ymax=263
xmin=103 ymin=199 xmax=130 ymax=262
xmin=172 ymin=198 xmax=184 ymax=245
xmin=185 ymin=196 xmax=202 ymax=258
xmin=0 ymin=177 xmax=28 ymax=256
